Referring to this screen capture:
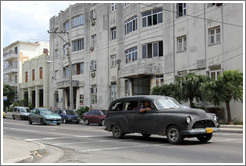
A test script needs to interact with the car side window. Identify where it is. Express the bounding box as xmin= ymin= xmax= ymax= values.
xmin=17 ymin=109 xmax=20 ymax=113
xmin=140 ymin=100 xmax=155 ymax=110
xmin=124 ymin=101 xmax=139 ymax=111
xmin=111 ymin=102 xmax=123 ymax=111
